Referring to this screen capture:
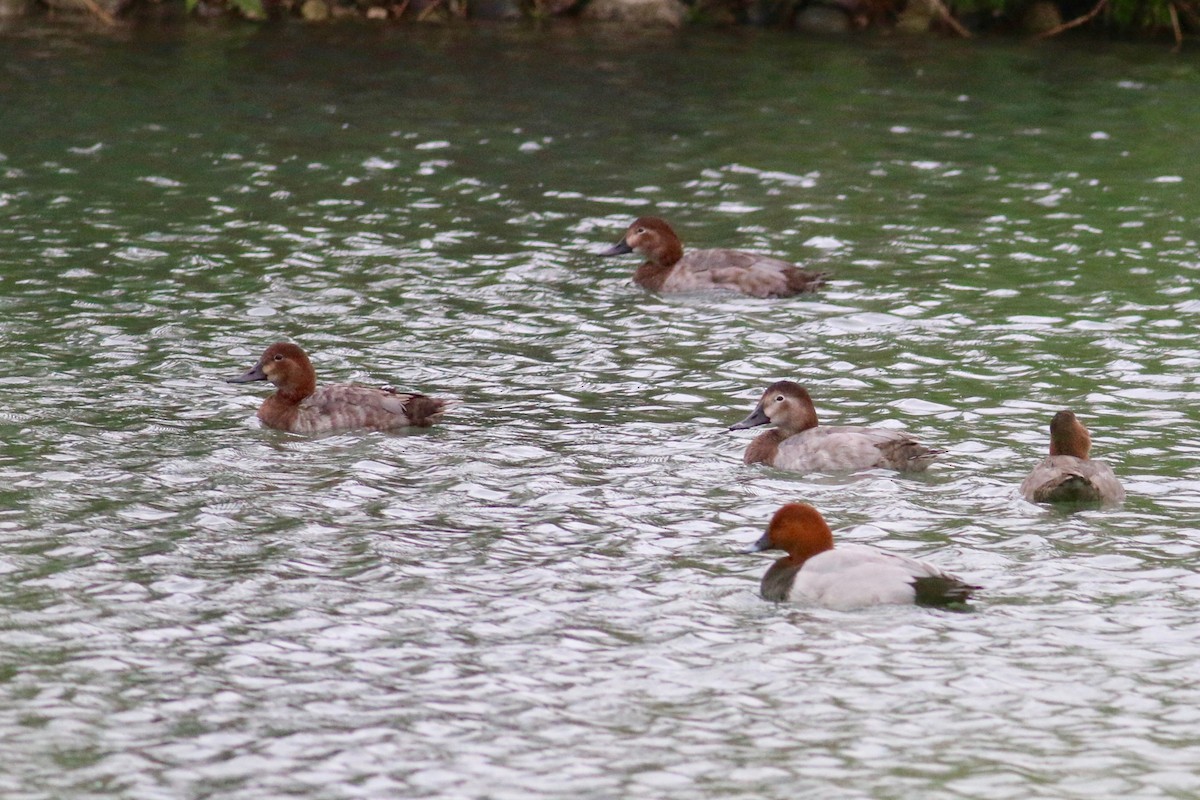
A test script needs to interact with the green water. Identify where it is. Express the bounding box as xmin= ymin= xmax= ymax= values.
xmin=2 ymin=22 xmax=1200 ymax=800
